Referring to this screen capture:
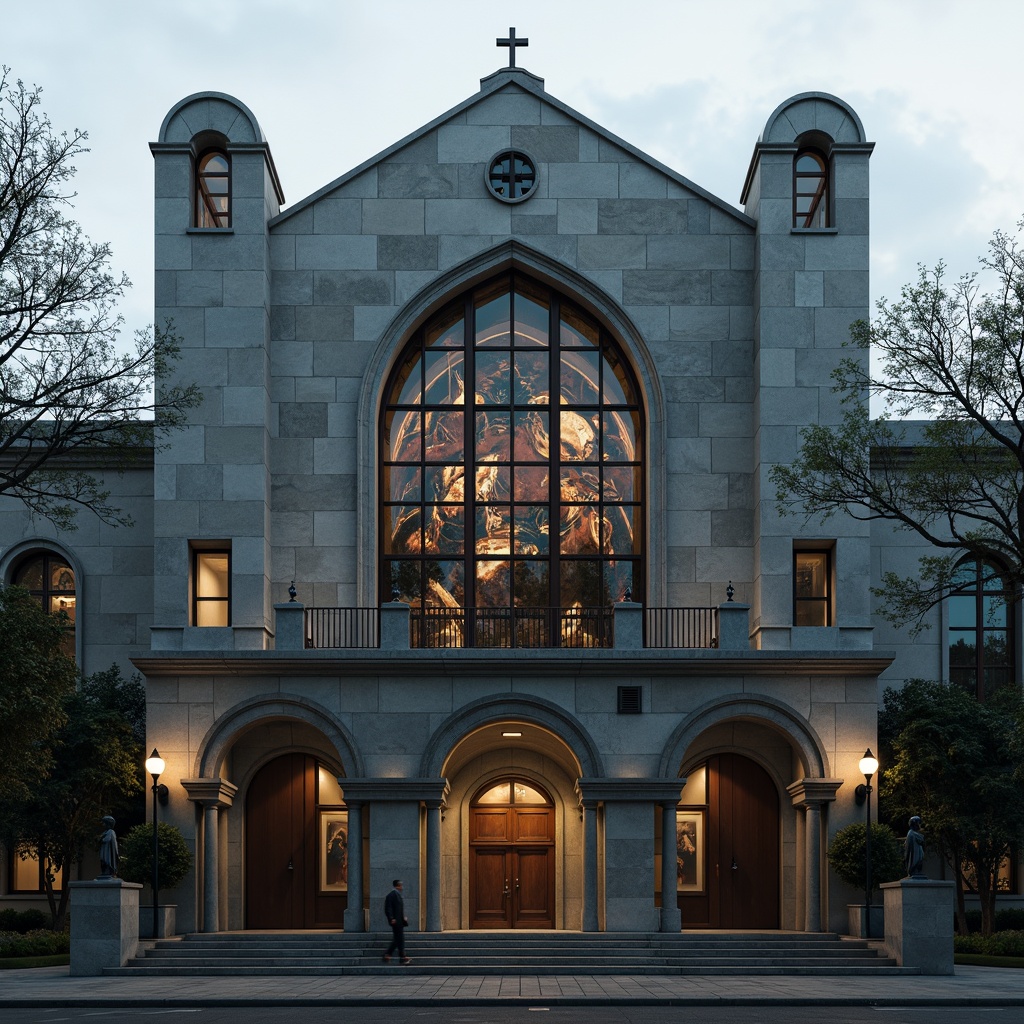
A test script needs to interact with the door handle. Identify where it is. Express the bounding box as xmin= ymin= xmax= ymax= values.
xmin=731 ymin=858 xmax=738 ymax=871
xmin=287 ymin=858 xmax=294 ymax=871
